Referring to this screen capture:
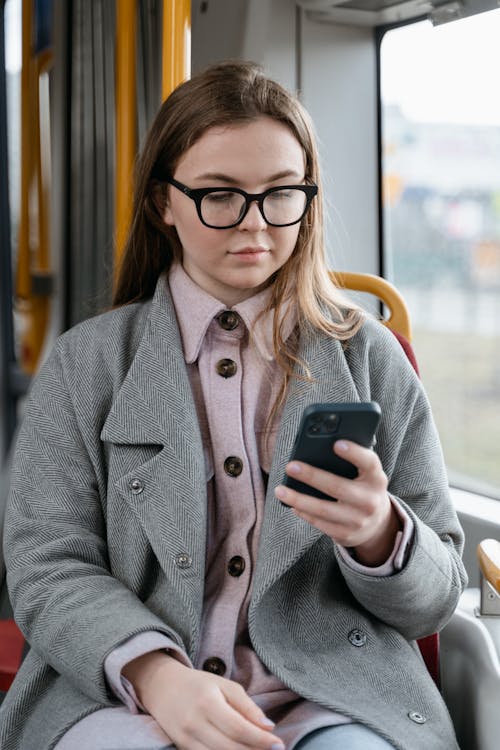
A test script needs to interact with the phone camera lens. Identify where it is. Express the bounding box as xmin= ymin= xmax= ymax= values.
xmin=322 ymin=414 xmax=338 ymax=435
xmin=308 ymin=424 xmax=321 ymax=435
